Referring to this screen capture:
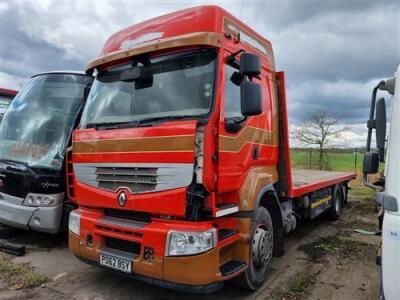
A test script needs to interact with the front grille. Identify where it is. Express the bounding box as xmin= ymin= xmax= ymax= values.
xmin=105 ymin=236 xmax=141 ymax=255
xmin=96 ymin=167 xmax=157 ymax=176
xmin=74 ymin=163 xmax=193 ymax=194
xmin=104 ymin=209 xmax=151 ymax=223
xmin=96 ymin=167 xmax=157 ymax=193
